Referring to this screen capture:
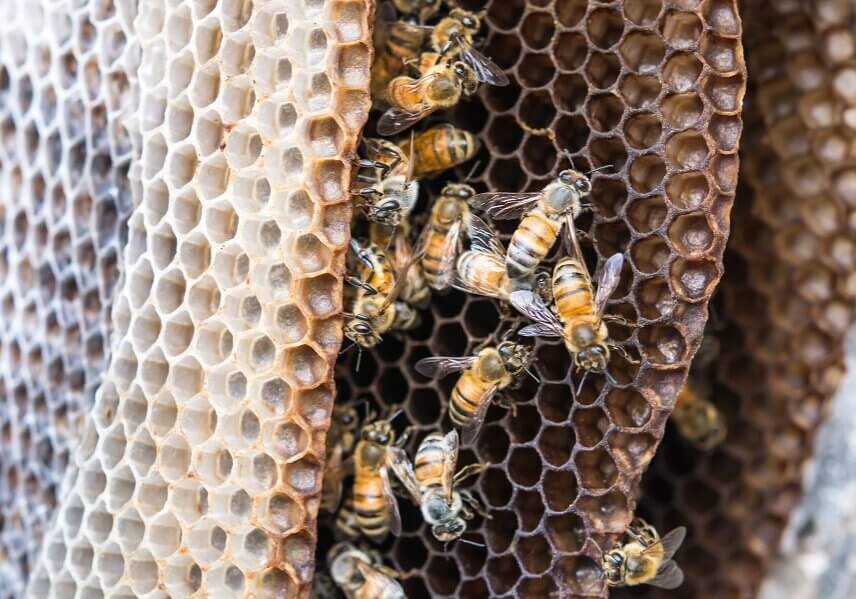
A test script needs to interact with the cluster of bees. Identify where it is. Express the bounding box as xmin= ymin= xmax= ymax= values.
xmin=314 ymin=1 xmax=722 ymax=596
